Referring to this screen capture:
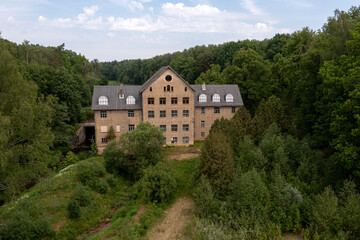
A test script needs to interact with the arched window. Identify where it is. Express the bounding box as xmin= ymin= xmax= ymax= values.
xmin=212 ymin=94 xmax=220 ymax=102
xmin=99 ymin=96 xmax=108 ymax=105
xmin=167 ymin=85 xmax=170 ymax=91
xmin=199 ymin=94 xmax=207 ymax=103
xmin=226 ymin=94 xmax=234 ymax=102
xmin=126 ymin=95 xmax=135 ymax=105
